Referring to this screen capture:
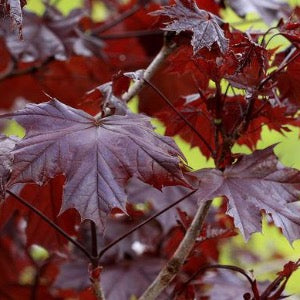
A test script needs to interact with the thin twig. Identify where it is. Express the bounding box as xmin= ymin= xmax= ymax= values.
xmin=175 ymin=264 xmax=258 ymax=299
xmin=259 ymin=51 xmax=300 ymax=89
xmin=98 ymin=189 xmax=197 ymax=259
xmin=0 ymin=57 xmax=54 ymax=82
xmin=90 ymin=220 xmax=98 ymax=266
xmin=7 ymin=189 xmax=92 ymax=261
xmin=138 ymin=199 xmax=213 ymax=300
xmin=144 ymin=79 xmax=215 ymax=158
xmin=99 ymin=29 xmax=163 ymax=40
xmin=91 ymin=3 xmax=141 ymax=34
xmin=122 ymin=35 xmax=177 ymax=103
